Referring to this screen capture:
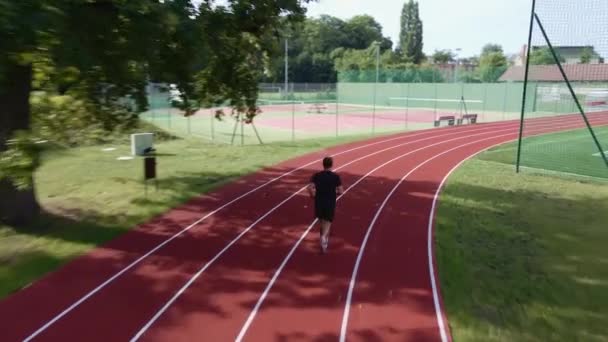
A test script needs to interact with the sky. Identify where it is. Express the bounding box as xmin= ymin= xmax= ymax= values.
xmin=306 ymin=0 xmax=533 ymax=58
